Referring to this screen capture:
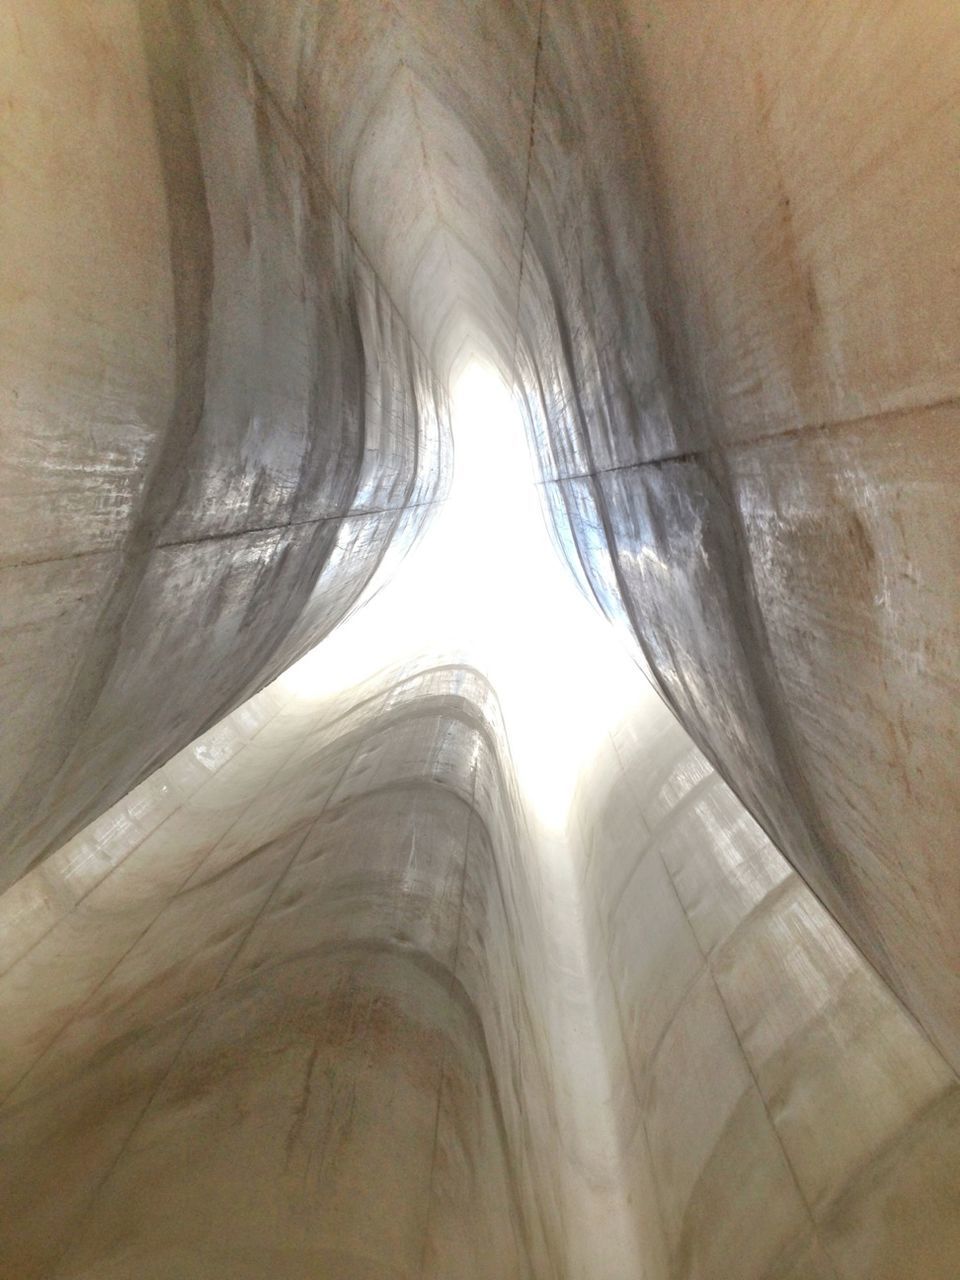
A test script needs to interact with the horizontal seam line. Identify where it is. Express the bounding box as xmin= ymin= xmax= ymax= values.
xmin=0 ymin=498 xmax=445 ymax=571
xmin=537 ymin=391 xmax=960 ymax=485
